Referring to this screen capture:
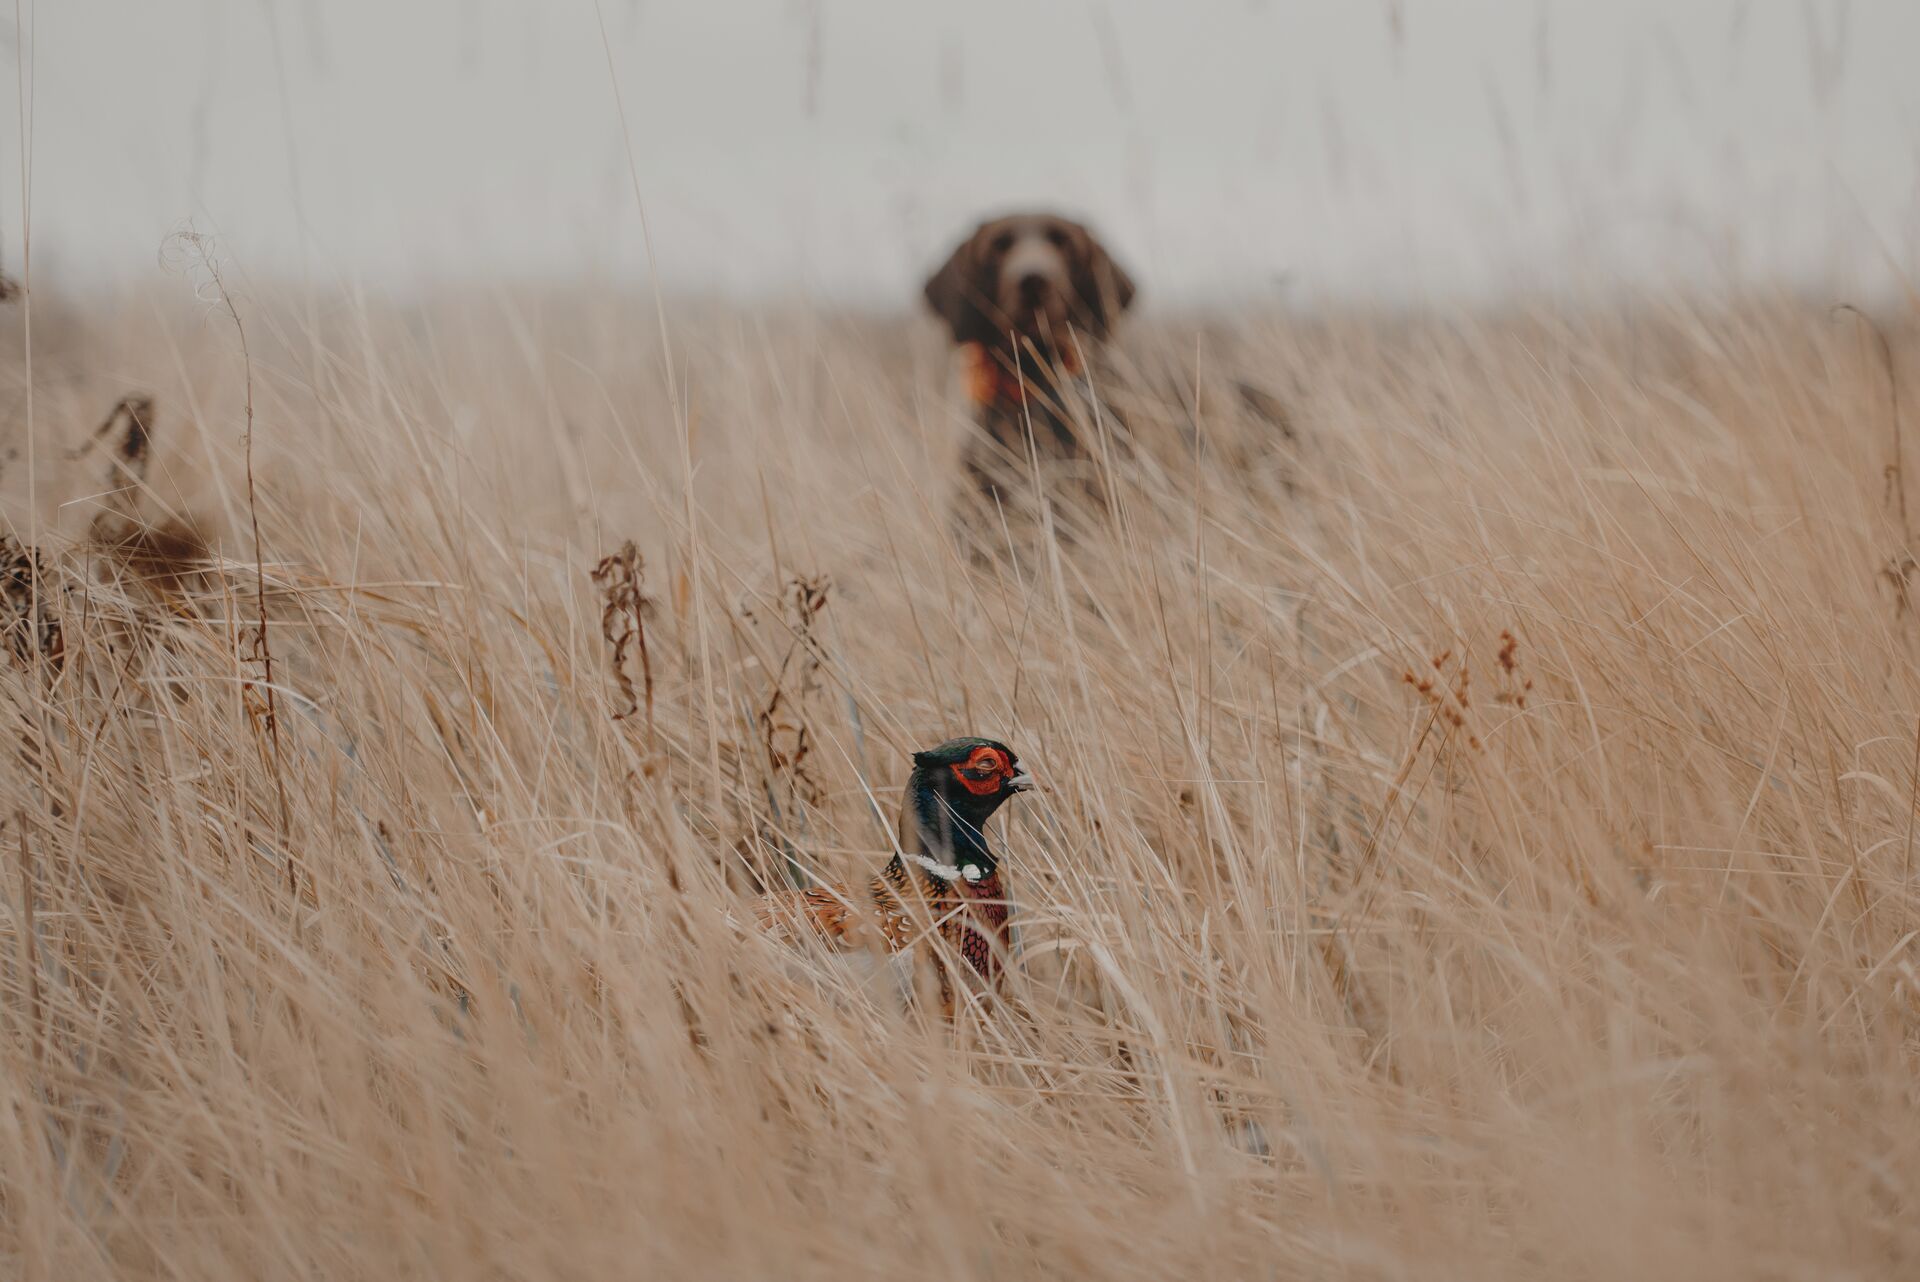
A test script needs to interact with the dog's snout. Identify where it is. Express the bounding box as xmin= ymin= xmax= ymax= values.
xmin=1002 ymin=234 xmax=1066 ymax=298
